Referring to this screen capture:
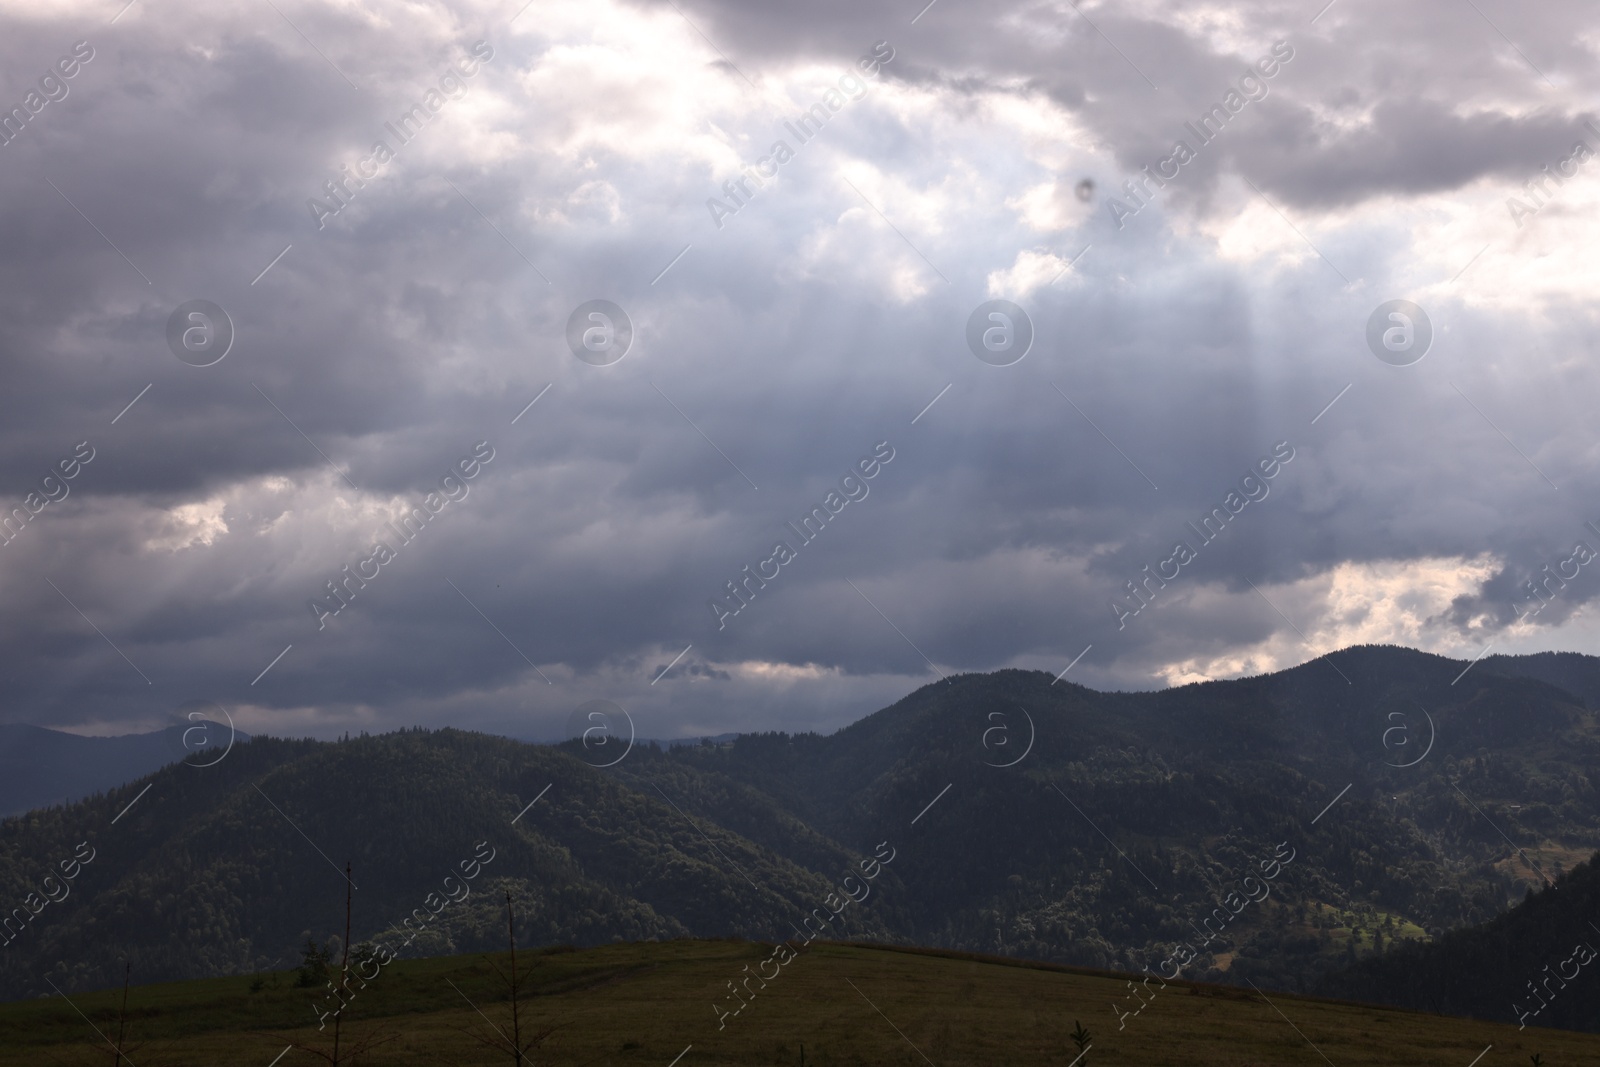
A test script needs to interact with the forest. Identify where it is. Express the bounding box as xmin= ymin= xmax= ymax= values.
xmin=2 ymin=643 xmax=1598 ymax=1031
